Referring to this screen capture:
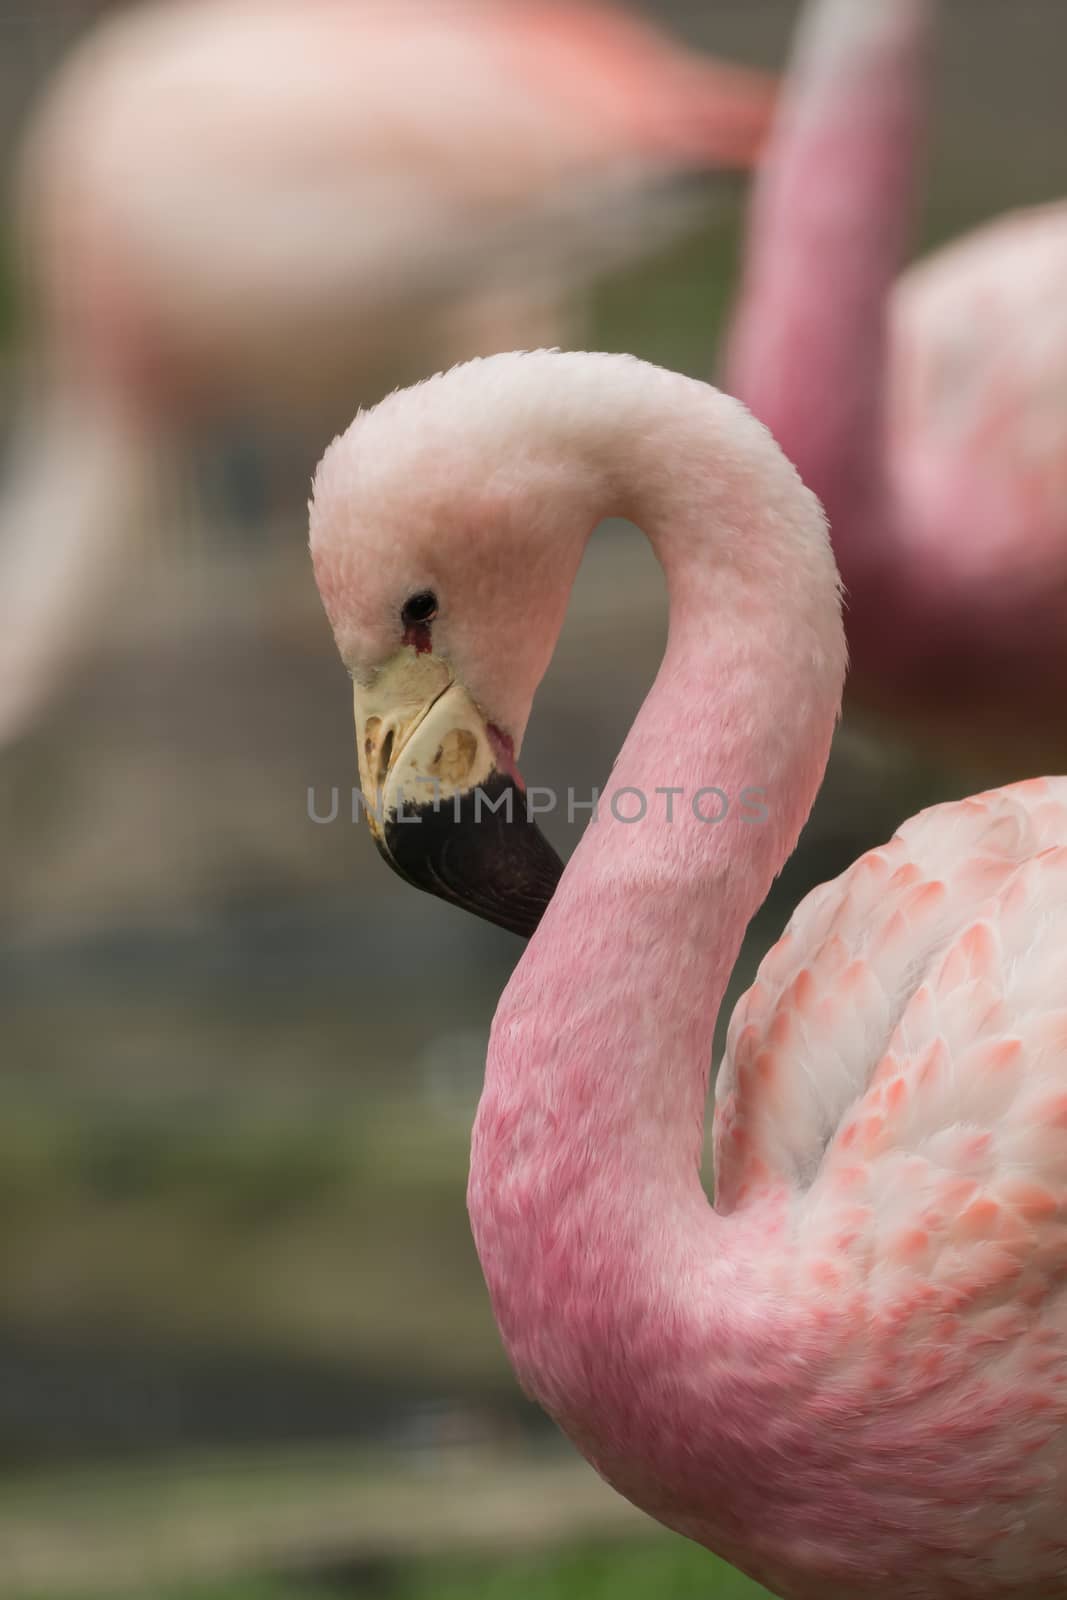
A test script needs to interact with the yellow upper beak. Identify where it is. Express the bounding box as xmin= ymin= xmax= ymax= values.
xmin=354 ymin=651 xmax=496 ymax=841
xmin=350 ymin=649 xmax=563 ymax=937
